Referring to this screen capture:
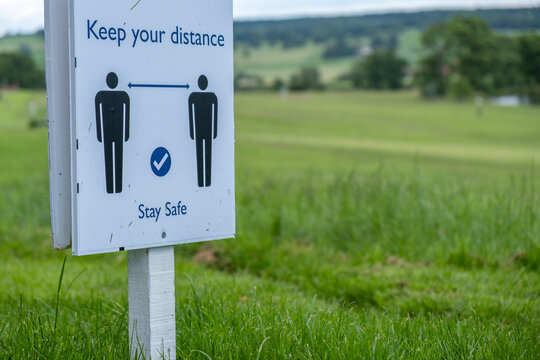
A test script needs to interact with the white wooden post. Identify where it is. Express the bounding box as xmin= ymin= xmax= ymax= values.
xmin=128 ymin=246 xmax=176 ymax=360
